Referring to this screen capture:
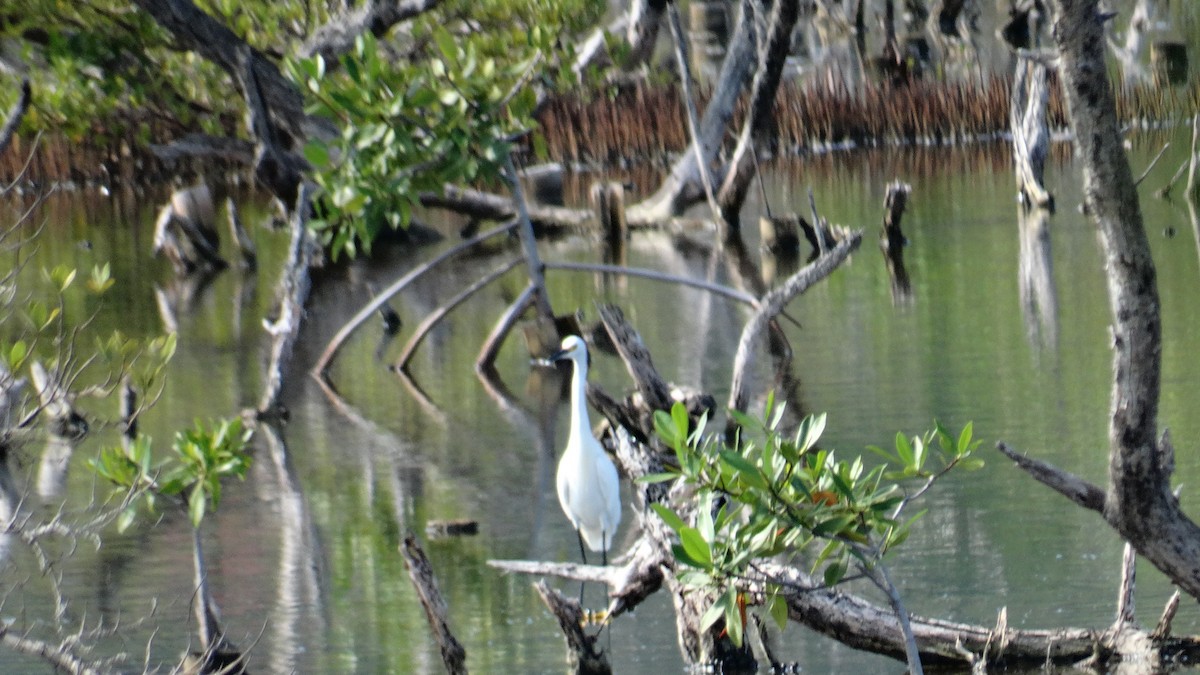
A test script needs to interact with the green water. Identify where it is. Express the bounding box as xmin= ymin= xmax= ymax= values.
xmin=4 ymin=131 xmax=1200 ymax=673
